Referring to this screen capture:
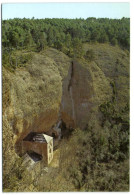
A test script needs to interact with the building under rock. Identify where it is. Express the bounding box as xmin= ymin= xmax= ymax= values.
xmin=22 ymin=120 xmax=72 ymax=165
xmin=23 ymin=133 xmax=53 ymax=165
